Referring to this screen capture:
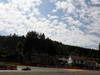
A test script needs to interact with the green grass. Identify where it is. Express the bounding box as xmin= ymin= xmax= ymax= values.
xmin=0 ymin=72 xmax=66 ymax=75
xmin=0 ymin=71 xmax=100 ymax=75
